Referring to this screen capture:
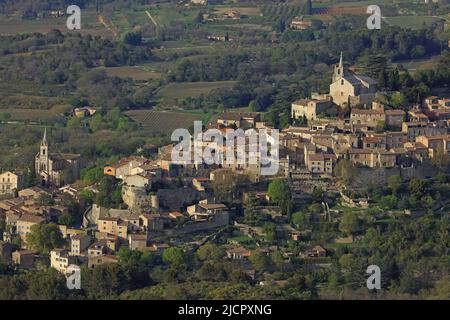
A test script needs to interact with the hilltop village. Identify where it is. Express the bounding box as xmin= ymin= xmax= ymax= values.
xmin=0 ymin=54 xmax=448 ymax=297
